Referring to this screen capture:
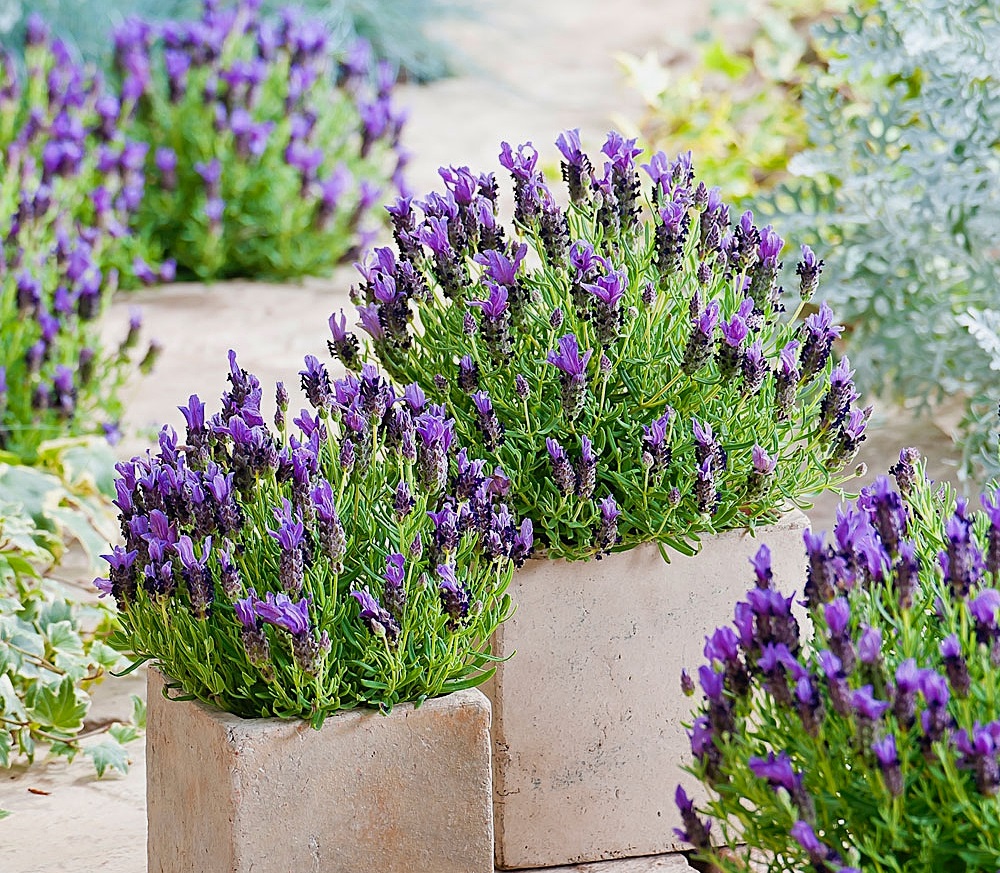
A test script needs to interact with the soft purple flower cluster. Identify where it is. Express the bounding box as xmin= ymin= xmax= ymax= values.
xmin=111 ymin=0 xmax=407 ymax=279
xmin=677 ymin=461 xmax=1000 ymax=868
xmin=96 ymin=350 xmax=532 ymax=673
xmin=1 ymin=15 xmax=165 ymax=458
